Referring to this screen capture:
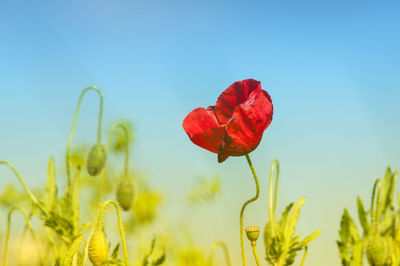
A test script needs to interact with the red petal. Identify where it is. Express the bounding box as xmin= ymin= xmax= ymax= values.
xmin=217 ymin=90 xmax=273 ymax=162
xmin=214 ymin=79 xmax=261 ymax=125
xmin=183 ymin=107 xmax=225 ymax=153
